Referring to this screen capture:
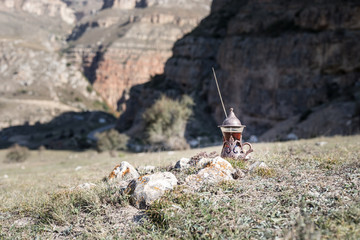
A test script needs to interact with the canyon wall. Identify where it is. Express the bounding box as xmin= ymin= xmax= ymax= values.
xmin=66 ymin=0 xmax=212 ymax=111
xmin=0 ymin=1 xmax=102 ymax=129
xmin=0 ymin=0 xmax=76 ymax=24
xmin=118 ymin=0 xmax=360 ymax=142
